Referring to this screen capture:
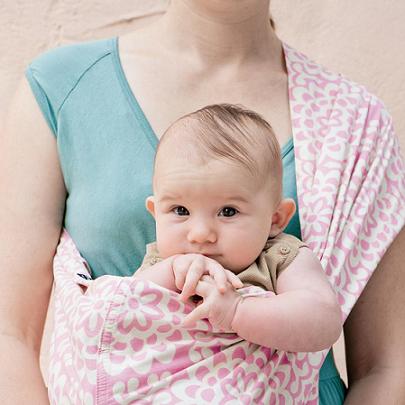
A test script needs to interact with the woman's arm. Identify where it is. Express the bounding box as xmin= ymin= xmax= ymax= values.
xmin=231 ymin=247 xmax=342 ymax=351
xmin=344 ymin=226 xmax=405 ymax=404
xmin=0 ymin=78 xmax=66 ymax=404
